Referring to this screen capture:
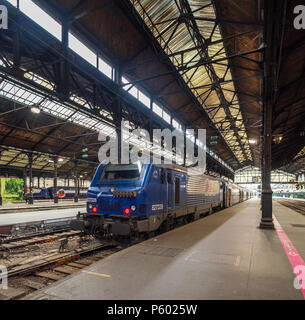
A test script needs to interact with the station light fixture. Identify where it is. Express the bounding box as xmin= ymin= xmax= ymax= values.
xmin=58 ymin=158 xmax=64 ymax=162
xmin=30 ymin=104 xmax=41 ymax=114
xmin=249 ymin=139 xmax=257 ymax=144
xmin=273 ymin=135 xmax=283 ymax=144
